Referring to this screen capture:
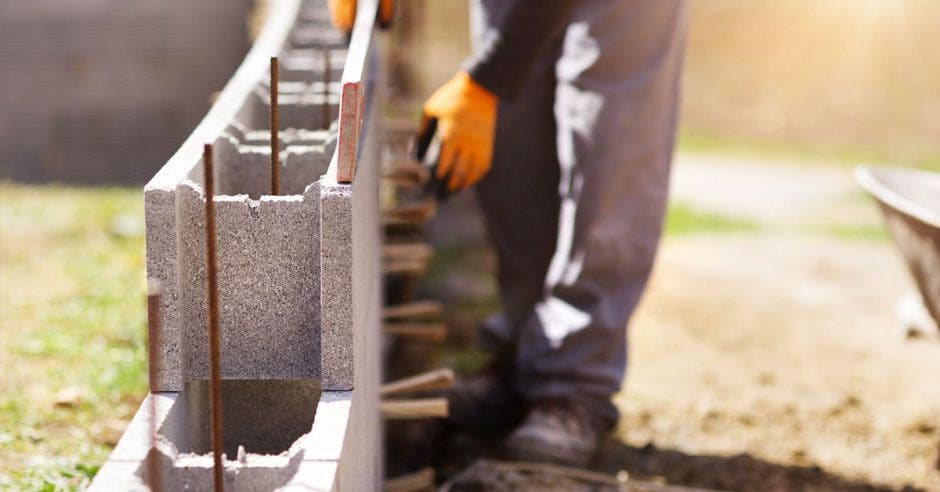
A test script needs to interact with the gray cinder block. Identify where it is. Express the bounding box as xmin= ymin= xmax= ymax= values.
xmin=235 ymin=88 xmax=339 ymax=131
xmin=91 ymin=383 xmax=357 ymax=492
xmin=318 ymin=181 xmax=354 ymax=390
xmin=177 ymin=178 xmax=321 ymax=383
xmin=105 ymin=0 xmax=385 ymax=488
